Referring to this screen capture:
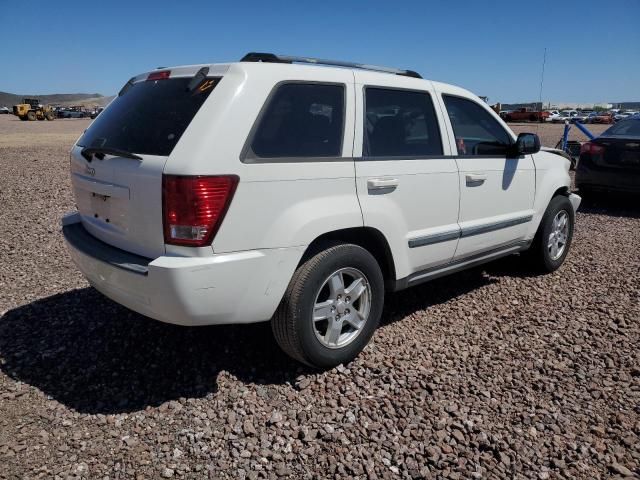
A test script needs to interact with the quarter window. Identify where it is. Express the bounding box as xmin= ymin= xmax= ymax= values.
xmin=250 ymin=83 xmax=344 ymax=158
xmin=364 ymin=88 xmax=443 ymax=157
xmin=443 ymin=95 xmax=512 ymax=156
